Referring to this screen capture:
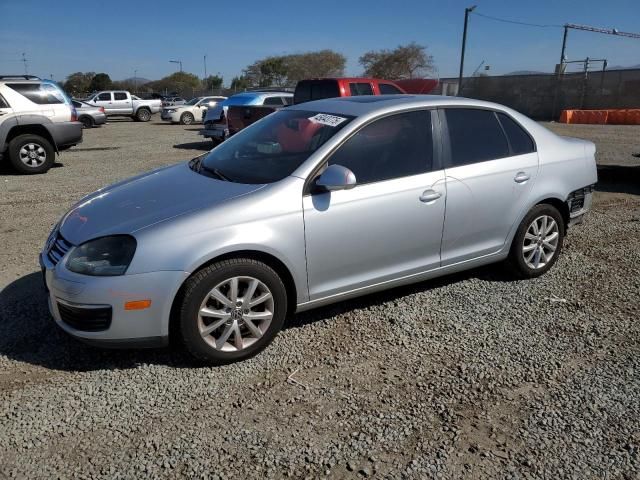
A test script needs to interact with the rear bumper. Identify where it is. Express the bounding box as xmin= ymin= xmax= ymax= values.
xmin=49 ymin=121 xmax=83 ymax=148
